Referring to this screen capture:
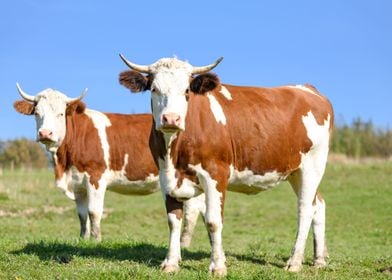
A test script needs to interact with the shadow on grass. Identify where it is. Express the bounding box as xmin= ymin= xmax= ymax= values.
xmin=11 ymin=240 xmax=210 ymax=267
xmin=227 ymin=253 xmax=286 ymax=269
xmin=12 ymin=240 xmax=284 ymax=269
